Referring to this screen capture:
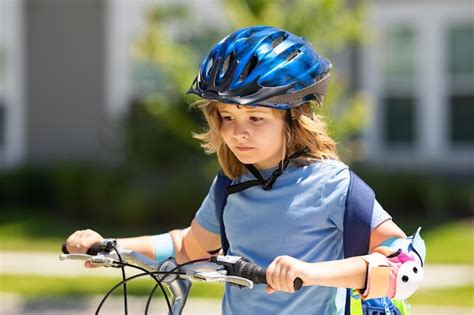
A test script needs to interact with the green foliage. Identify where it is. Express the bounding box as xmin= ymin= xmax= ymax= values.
xmin=224 ymin=0 xmax=367 ymax=50
xmin=124 ymin=98 xmax=203 ymax=169
xmin=423 ymin=219 xmax=473 ymax=264
xmin=0 ymin=162 xmax=214 ymax=231
xmin=410 ymin=285 xmax=473 ymax=307
xmin=353 ymin=167 xmax=474 ymax=226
